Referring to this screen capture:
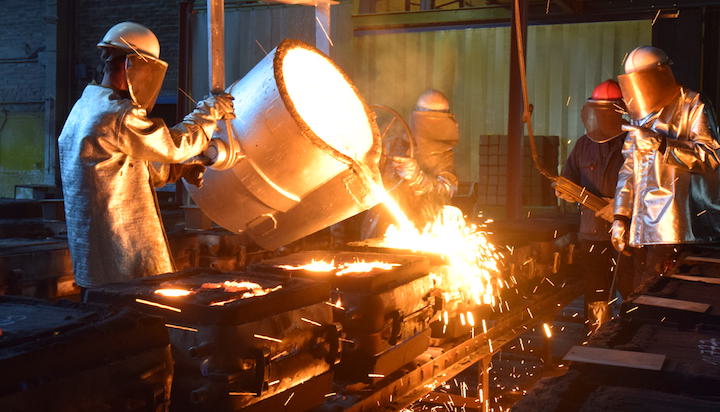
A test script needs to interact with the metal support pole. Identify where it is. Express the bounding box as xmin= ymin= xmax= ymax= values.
xmin=207 ymin=0 xmax=225 ymax=94
xmin=506 ymin=0 xmax=527 ymax=220
xmin=479 ymin=356 xmax=491 ymax=412
xmin=177 ymin=0 xmax=193 ymax=206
